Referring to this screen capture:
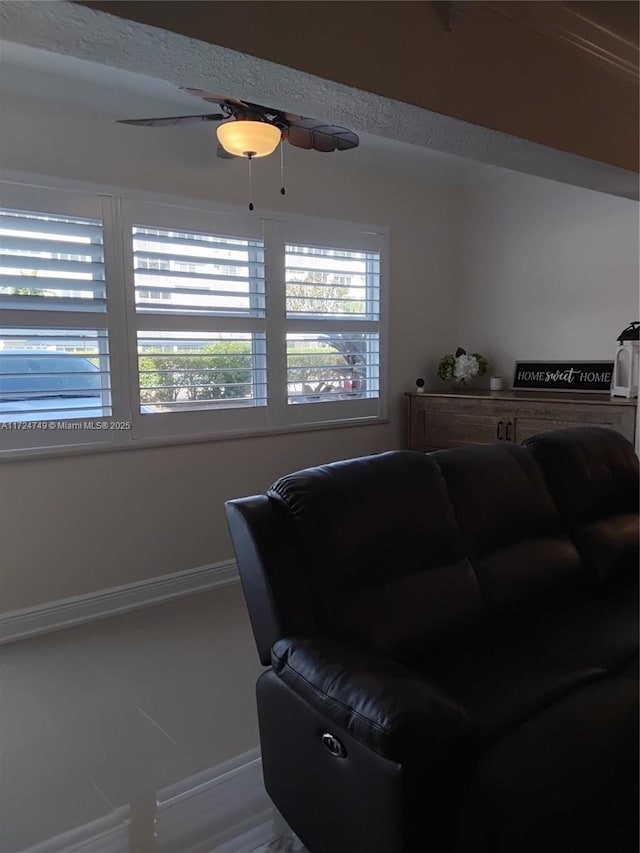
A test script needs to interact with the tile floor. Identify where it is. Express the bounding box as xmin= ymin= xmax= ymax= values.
xmin=0 ymin=583 xmax=307 ymax=853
